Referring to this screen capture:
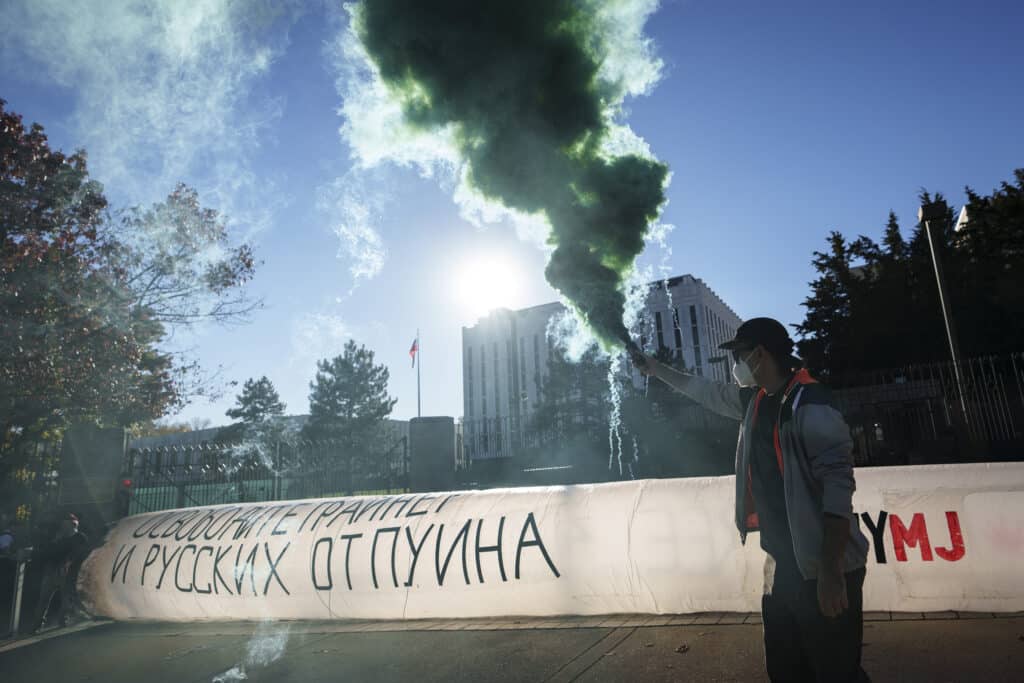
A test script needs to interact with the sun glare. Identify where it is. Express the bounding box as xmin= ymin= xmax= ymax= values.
xmin=454 ymin=254 xmax=525 ymax=321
